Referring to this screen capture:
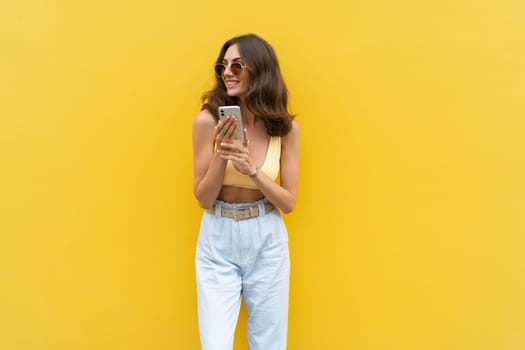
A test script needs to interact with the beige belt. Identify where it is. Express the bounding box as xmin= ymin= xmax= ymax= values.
xmin=207 ymin=202 xmax=275 ymax=221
